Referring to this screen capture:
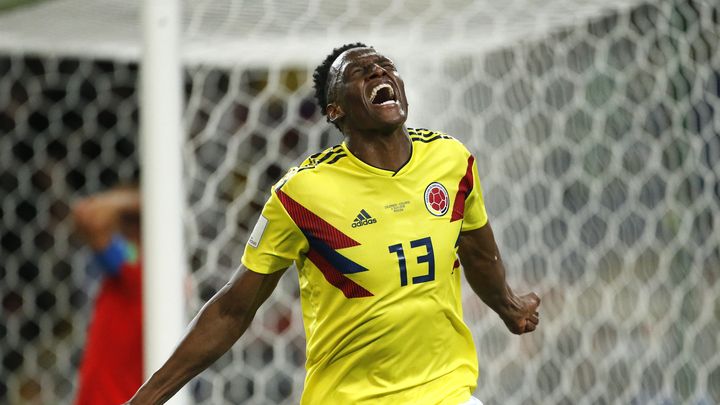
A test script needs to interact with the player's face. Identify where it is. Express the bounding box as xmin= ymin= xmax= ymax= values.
xmin=328 ymin=48 xmax=408 ymax=133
